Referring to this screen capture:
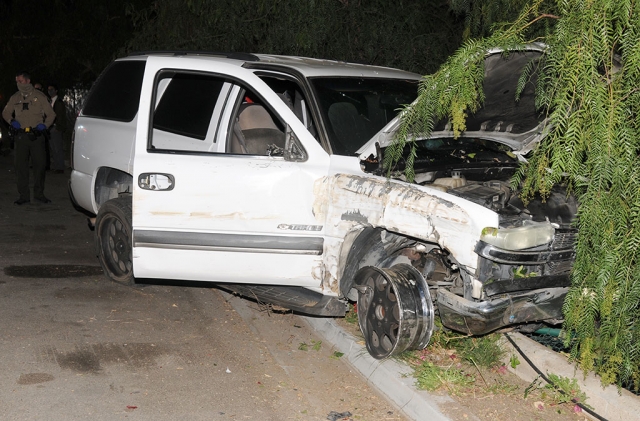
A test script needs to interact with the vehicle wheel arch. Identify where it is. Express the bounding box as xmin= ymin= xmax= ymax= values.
xmin=338 ymin=226 xmax=442 ymax=300
xmin=338 ymin=226 xmax=446 ymax=359
xmin=94 ymin=167 xmax=133 ymax=212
